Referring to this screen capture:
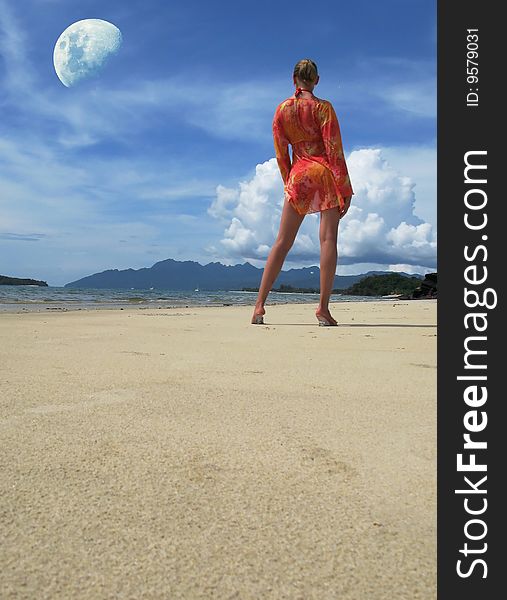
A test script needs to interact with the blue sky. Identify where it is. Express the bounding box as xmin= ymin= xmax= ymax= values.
xmin=0 ymin=0 xmax=436 ymax=286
